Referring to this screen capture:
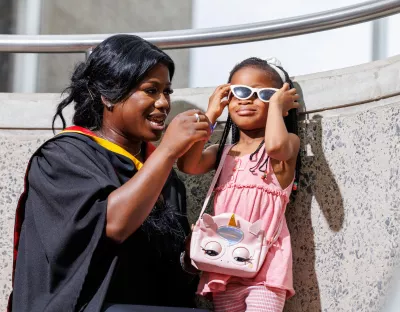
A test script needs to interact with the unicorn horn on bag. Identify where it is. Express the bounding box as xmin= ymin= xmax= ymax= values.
xmin=228 ymin=214 xmax=238 ymax=227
